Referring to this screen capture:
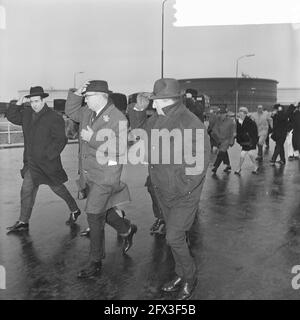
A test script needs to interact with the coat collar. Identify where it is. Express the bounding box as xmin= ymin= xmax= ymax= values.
xmin=158 ymin=98 xmax=184 ymax=117
xmin=153 ymin=100 xmax=186 ymax=130
xmin=31 ymin=104 xmax=51 ymax=122
xmin=89 ymin=99 xmax=115 ymax=127
xmin=237 ymin=115 xmax=251 ymax=126
xmin=95 ymin=99 xmax=113 ymax=118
